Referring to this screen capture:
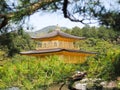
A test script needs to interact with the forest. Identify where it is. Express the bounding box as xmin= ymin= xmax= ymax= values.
xmin=0 ymin=0 xmax=120 ymax=89
xmin=0 ymin=25 xmax=120 ymax=89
